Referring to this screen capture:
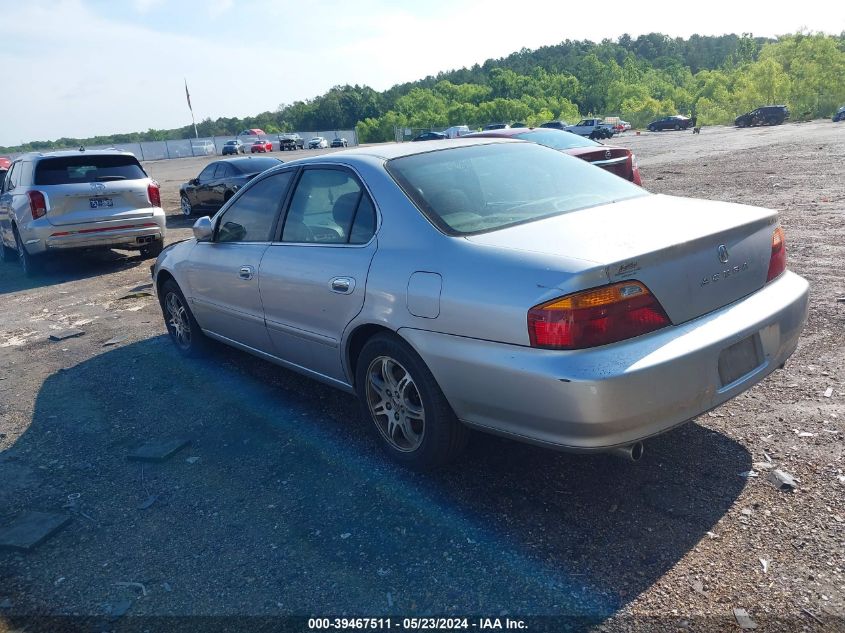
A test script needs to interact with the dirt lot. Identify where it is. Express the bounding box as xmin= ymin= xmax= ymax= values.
xmin=0 ymin=122 xmax=843 ymax=632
